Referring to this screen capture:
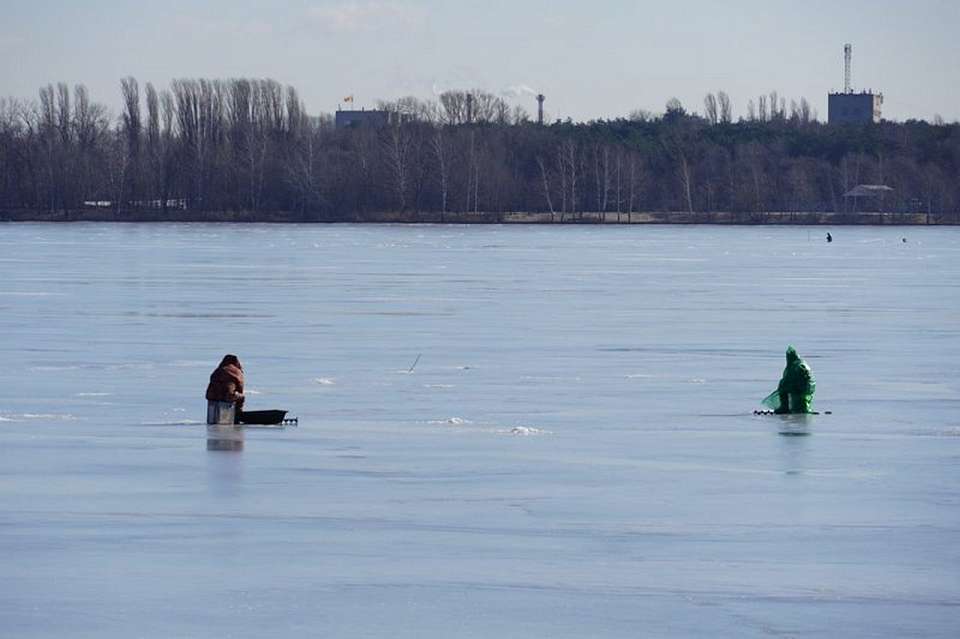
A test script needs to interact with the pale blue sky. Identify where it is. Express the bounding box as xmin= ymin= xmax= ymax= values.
xmin=2 ymin=0 xmax=958 ymax=122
